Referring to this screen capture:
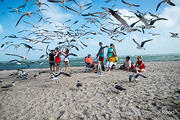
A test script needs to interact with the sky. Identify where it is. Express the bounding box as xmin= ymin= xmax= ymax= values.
xmin=0 ymin=0 xmax=180 ymax=61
